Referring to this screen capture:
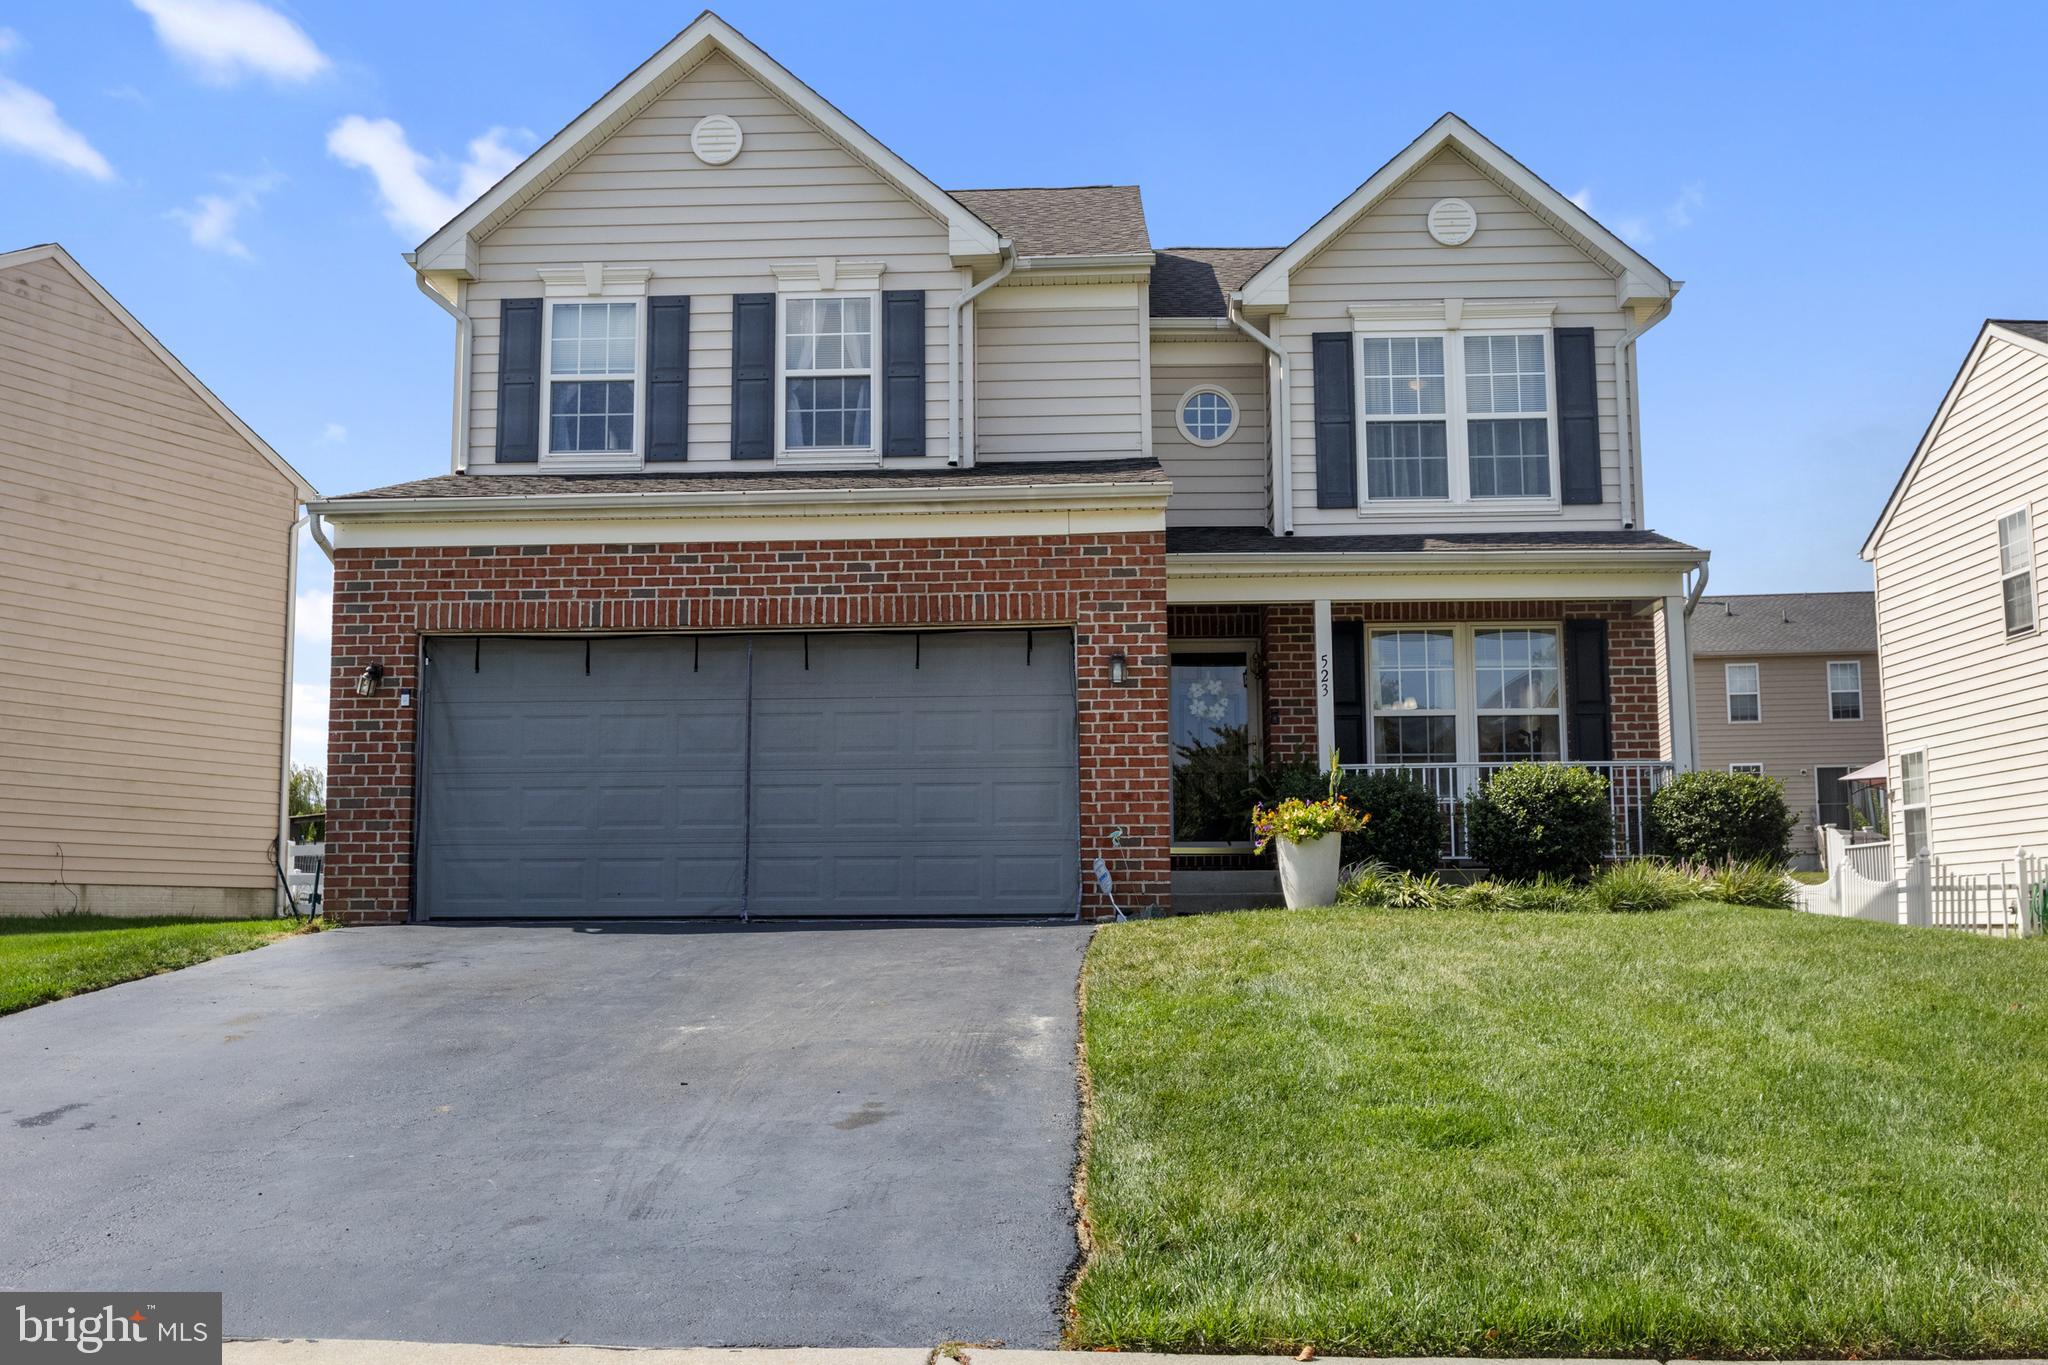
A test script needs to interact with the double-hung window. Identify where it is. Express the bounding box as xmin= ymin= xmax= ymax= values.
xmin=1365 ymin=624 xmax=1564 ymax=769
xmin=1474 ymin=628 xmax=1562 ymax=760
xmin=1827 ymin=660 xmax=1863 ymax=720
xmin=1356 ymin=322 xmax=1557 ymax=506
xmin=1725 ymin=663 xmax=1761 ymax=723
xmin=545 ymin=300 xmax=640 ymax=457
xmin=1369 ymin=629 xmax=1458 ymax=763
xmin=1898 ymin=750 xmax=1930 ymax=859
xmin=1999 ymin=506 xmax=2035 ymax=636
xmin=782 ymin=294 xmax=876 ymax=454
